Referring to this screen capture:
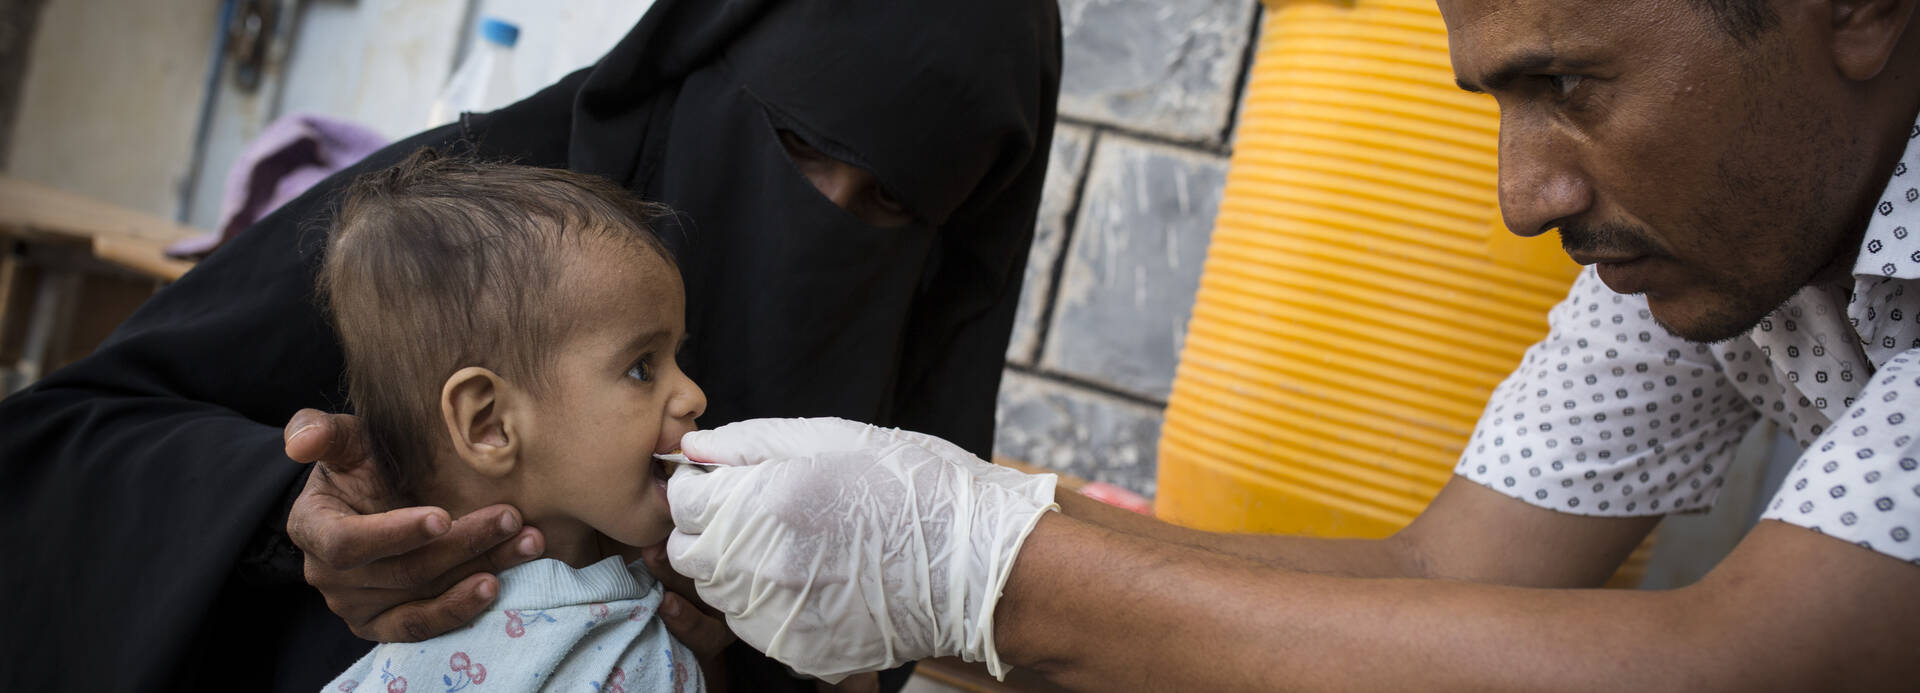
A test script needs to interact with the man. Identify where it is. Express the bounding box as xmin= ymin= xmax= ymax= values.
xmin=657 ymin=0 xmax=1920 ymax=688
